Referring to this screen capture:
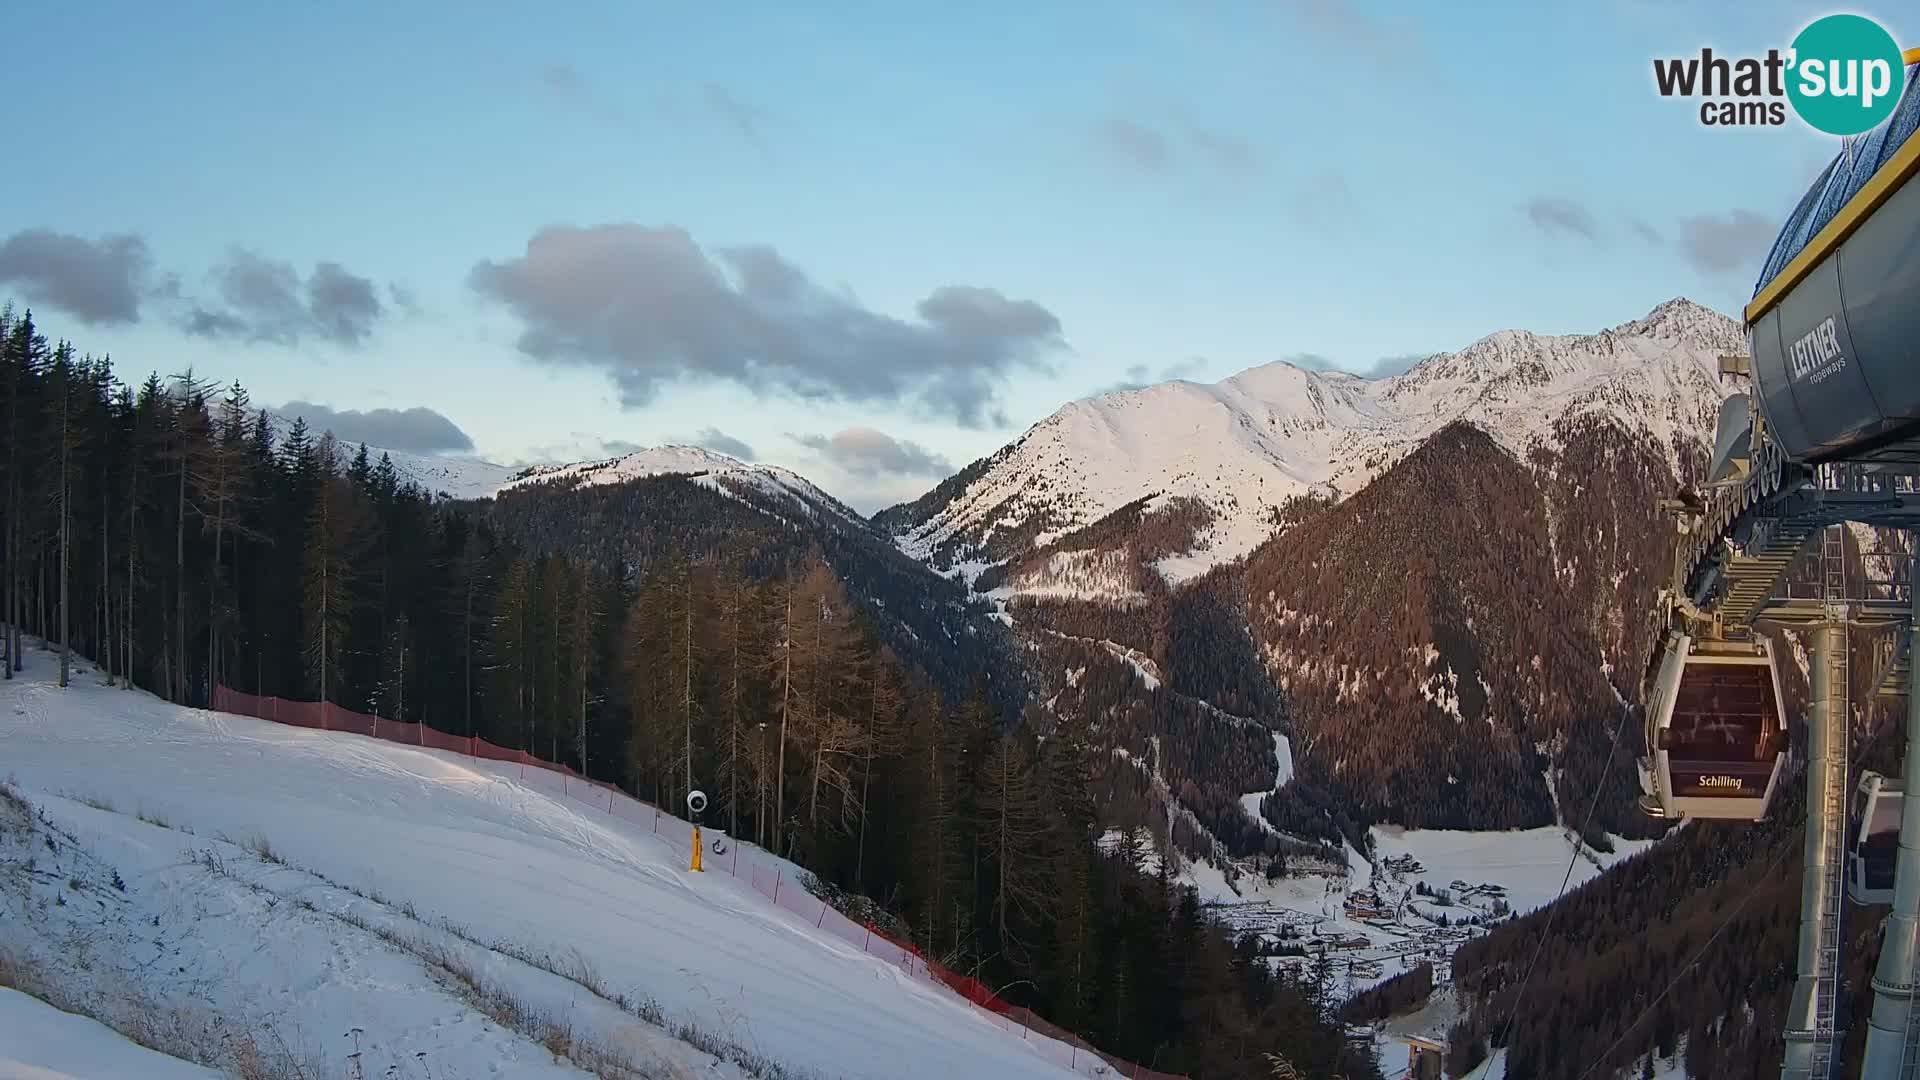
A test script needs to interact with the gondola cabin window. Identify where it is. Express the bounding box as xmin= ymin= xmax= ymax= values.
xmin=1662 ymin=661 xmax=1779 ymax=797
